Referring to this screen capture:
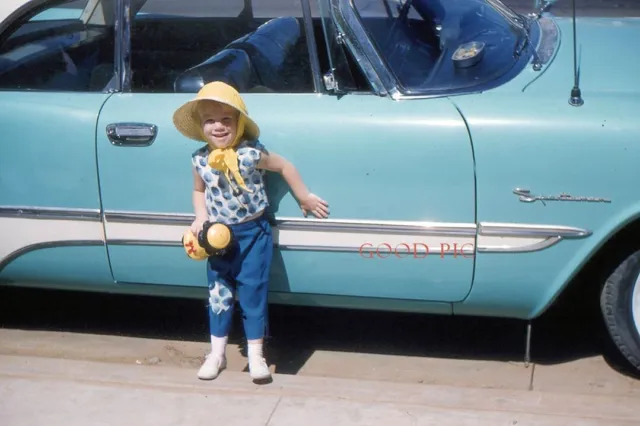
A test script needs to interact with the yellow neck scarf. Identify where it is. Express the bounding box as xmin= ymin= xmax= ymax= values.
xmin=205 ymin=115 xmax=253 ymax=193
